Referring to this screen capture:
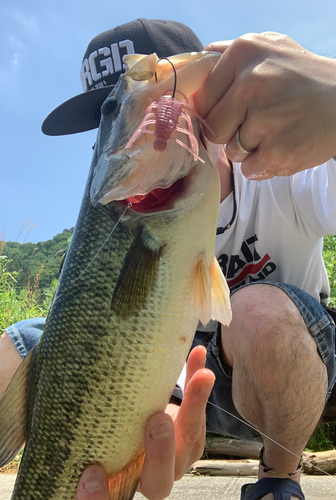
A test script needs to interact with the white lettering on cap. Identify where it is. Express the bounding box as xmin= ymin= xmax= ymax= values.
xmin=80 ymin=39 xmax=135 ymax=92
xmin=119 ymin=39 xmax=135 ymax=70
xmin=99 ymin=47 xmax=113 ymax=77
xmin=80 ymin=58 xmax=93 ymax=91
xmin=89 ymin=51 xmax=101 ymax=82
